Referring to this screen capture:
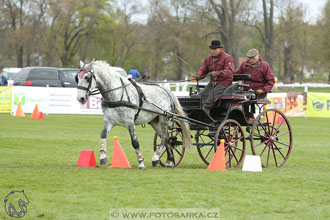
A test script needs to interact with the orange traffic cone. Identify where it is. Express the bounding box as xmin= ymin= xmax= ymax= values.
xmin=77 ymin=150 xmax=97 ymax=167
xmin=109 ymin=136 xmax=131 ymax=168
xmin=15 ymin=101 xmax=25 ymax=117
xmin=207 ymin=139 xmax=226 ymax=171
xmin=31 ymin=104 xmax=39 ymax=119
xmin=37 ymin=112 xmax=45 ymax=120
